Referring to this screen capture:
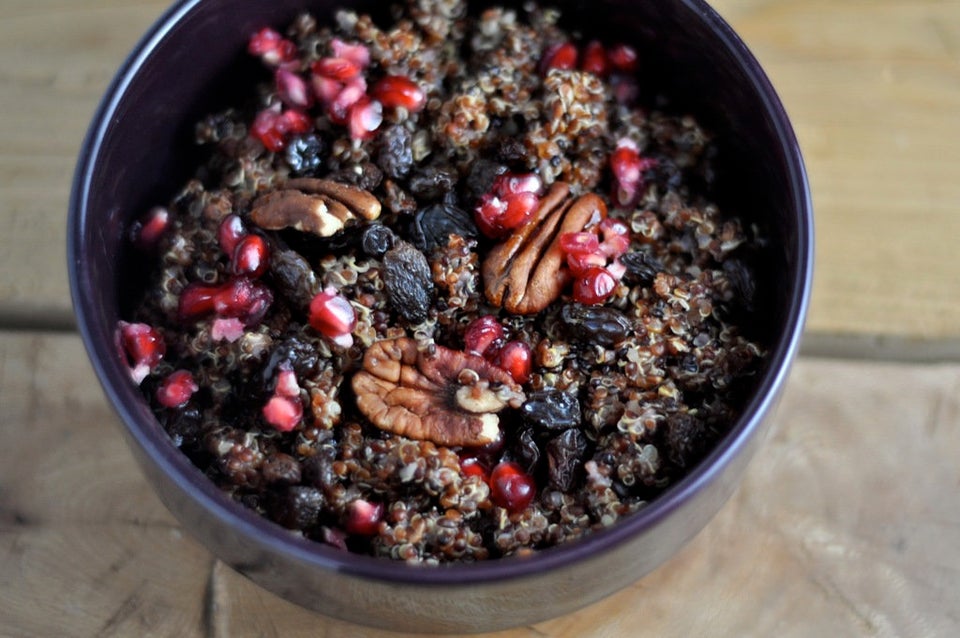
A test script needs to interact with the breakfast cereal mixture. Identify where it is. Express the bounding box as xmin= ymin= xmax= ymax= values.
xmin=119 ymin=0 xmax=765 ymax=563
